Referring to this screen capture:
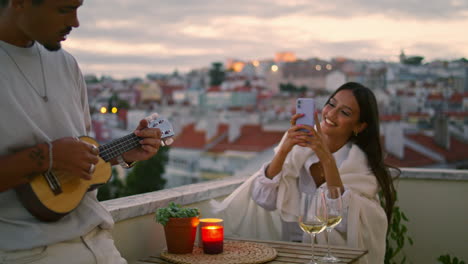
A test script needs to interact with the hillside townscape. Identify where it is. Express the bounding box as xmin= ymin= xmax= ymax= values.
xmin=86 ymin=51 xmax=468 ymax=189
